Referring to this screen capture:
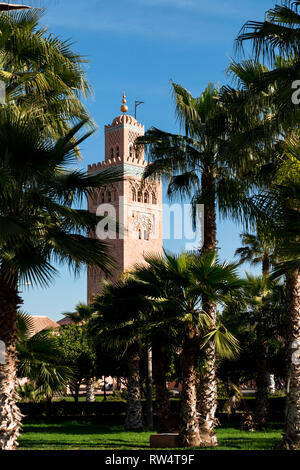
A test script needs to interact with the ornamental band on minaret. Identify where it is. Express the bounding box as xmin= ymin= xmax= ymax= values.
xmin=87 ymin=94 xmax=163 ymax=303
